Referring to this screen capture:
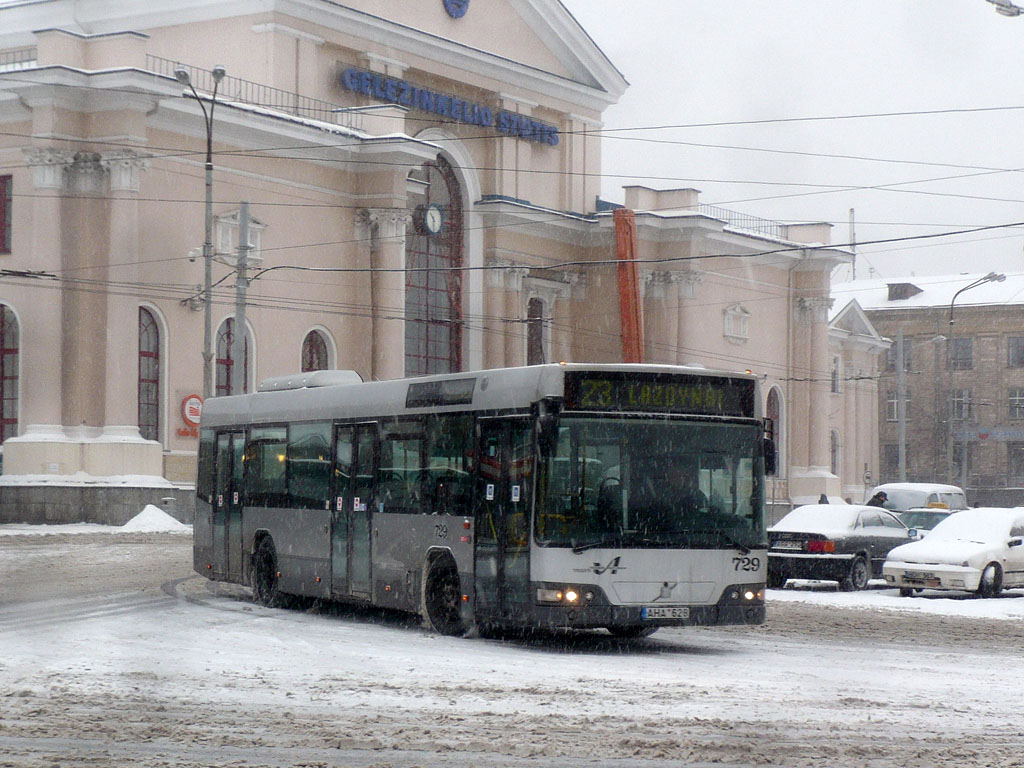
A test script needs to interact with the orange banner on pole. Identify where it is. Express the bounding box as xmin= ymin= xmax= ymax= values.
xmin=614 ymin=208 xmax=644 ymax=363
